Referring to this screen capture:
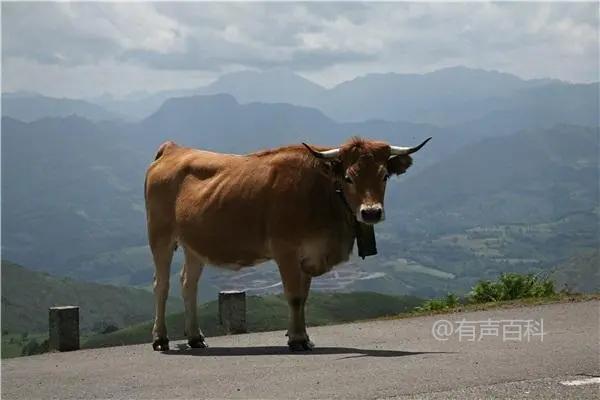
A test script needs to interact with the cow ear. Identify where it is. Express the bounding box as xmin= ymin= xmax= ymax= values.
xmin=387 ymin=155 xmax=413 ymax=176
